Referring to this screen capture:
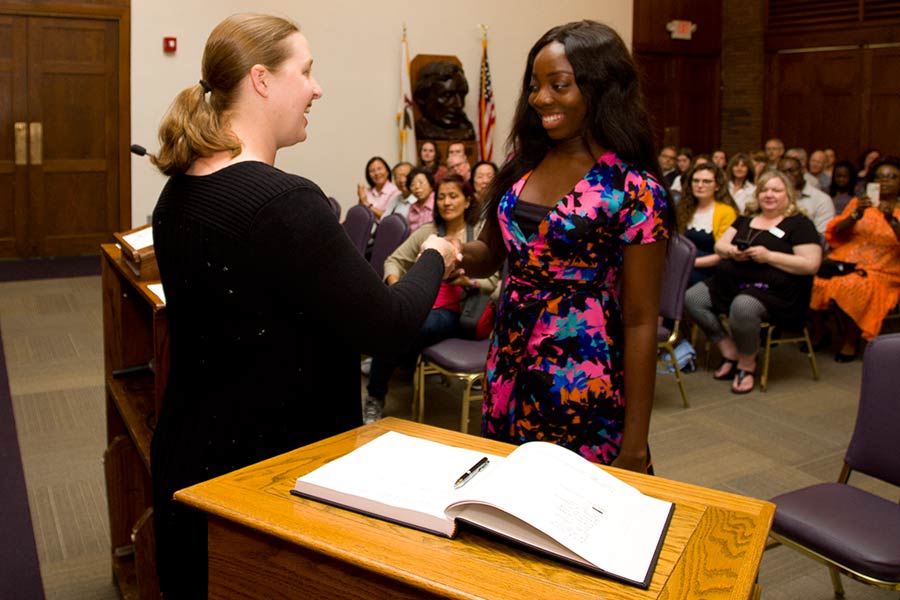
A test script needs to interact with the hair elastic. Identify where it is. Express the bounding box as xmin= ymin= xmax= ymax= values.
xmin=199 ymin=79 xmax=212 ymax=94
